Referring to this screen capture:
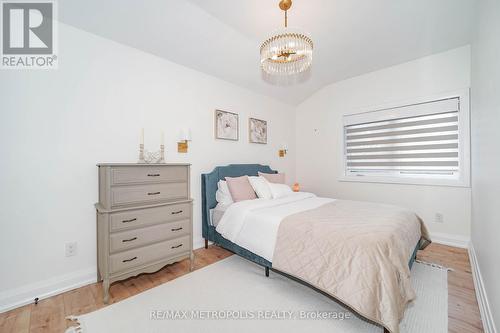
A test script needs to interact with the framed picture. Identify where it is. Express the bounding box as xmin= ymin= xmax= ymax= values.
xmin=215 ymin=109 xmax=239 ymax=141
xmin=249 ymin=118 xmax=267 ymax=144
